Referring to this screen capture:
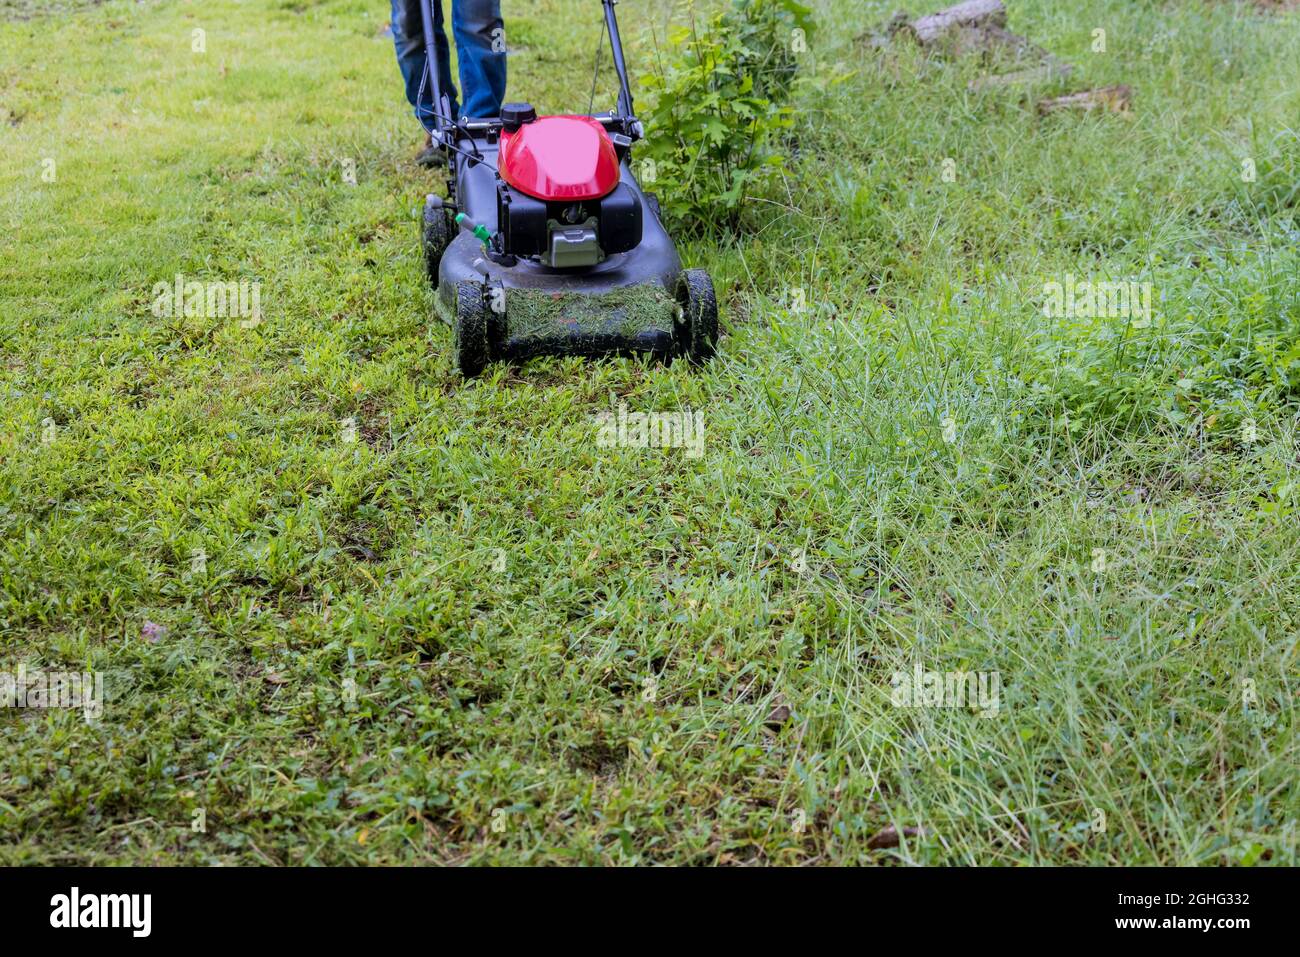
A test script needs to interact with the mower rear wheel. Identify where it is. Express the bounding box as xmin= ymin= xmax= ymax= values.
xmin=676 ymin=269 xmax=718 ymax=364
xmin=422 ymin=195 xmax=454 ymax=288
xmin=454 ymin=280 xmax=490 ymax=377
